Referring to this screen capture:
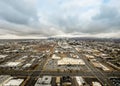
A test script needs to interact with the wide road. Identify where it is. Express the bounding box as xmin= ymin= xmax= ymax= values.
xmin=25 ymin=55 xmax=48 ymax=86
xmin=1 ymin=70 xmax=119 ymax=77
xmin=71 ymin=45 xmax=114 ymax=86
xmin=25 ymin=44 xmax=57 ymax=86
